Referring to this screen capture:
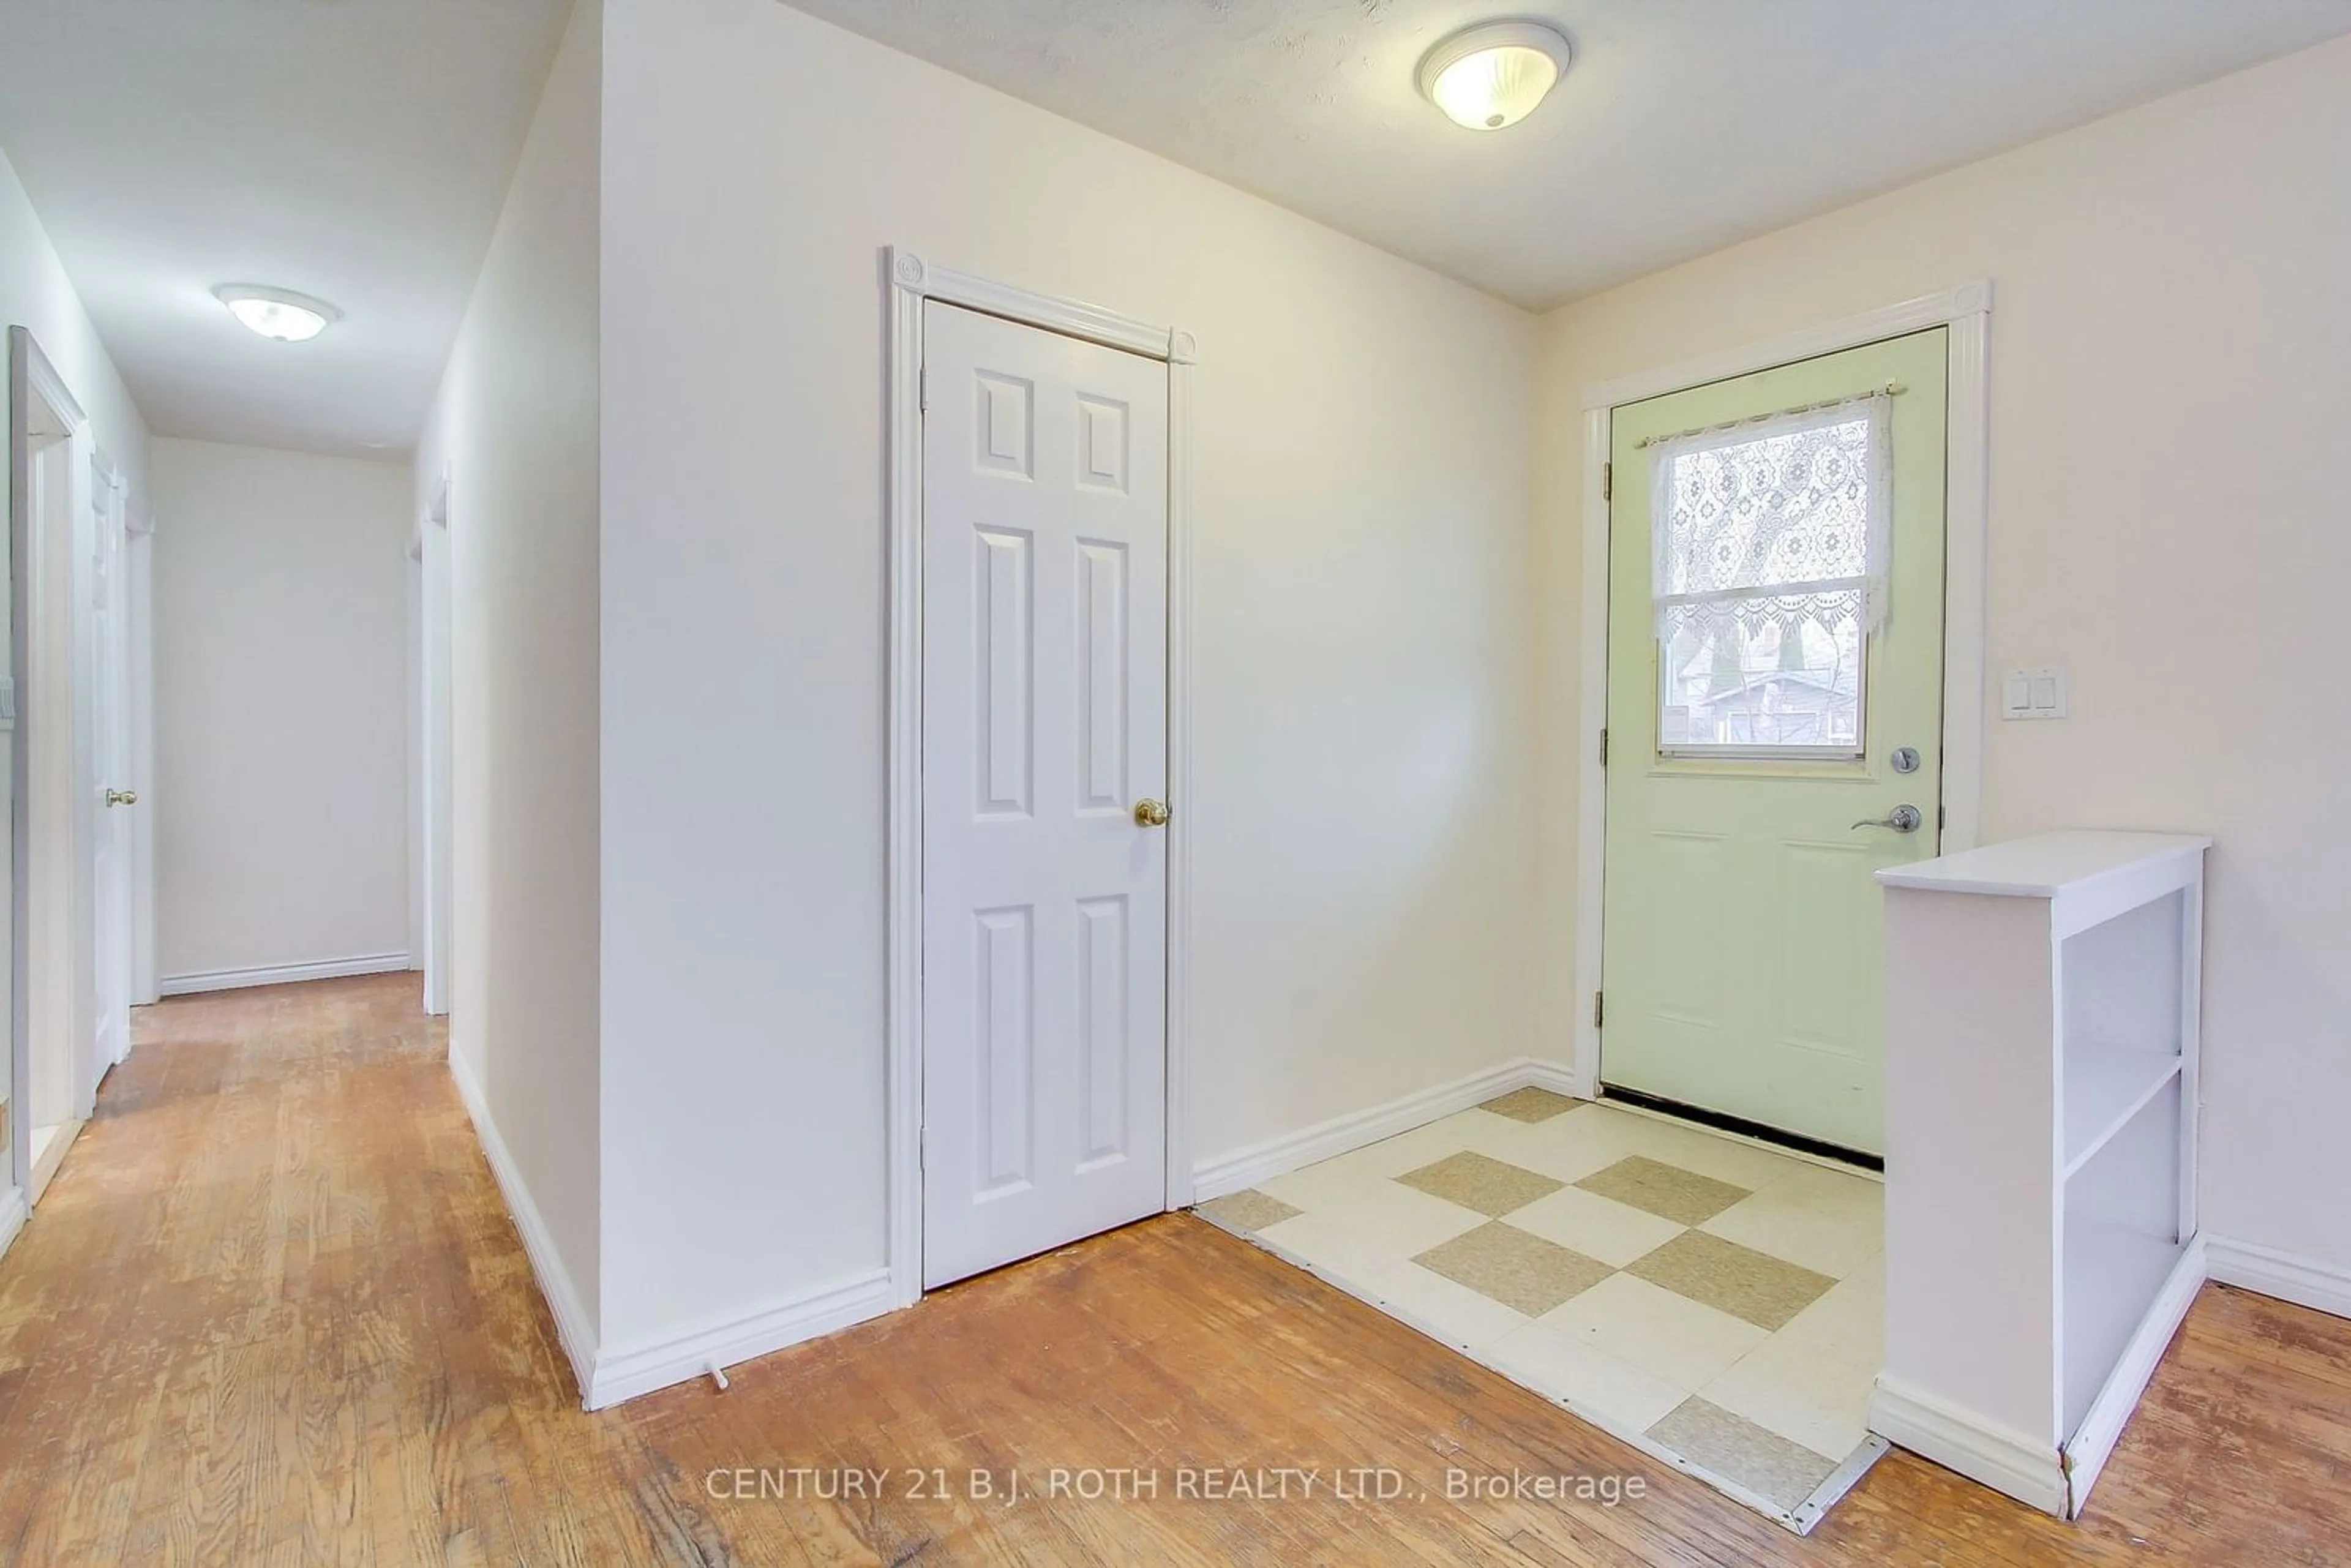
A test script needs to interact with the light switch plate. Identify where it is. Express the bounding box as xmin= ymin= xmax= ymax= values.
xmin=2001 ymin=667 xmax=2066 ymax=720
